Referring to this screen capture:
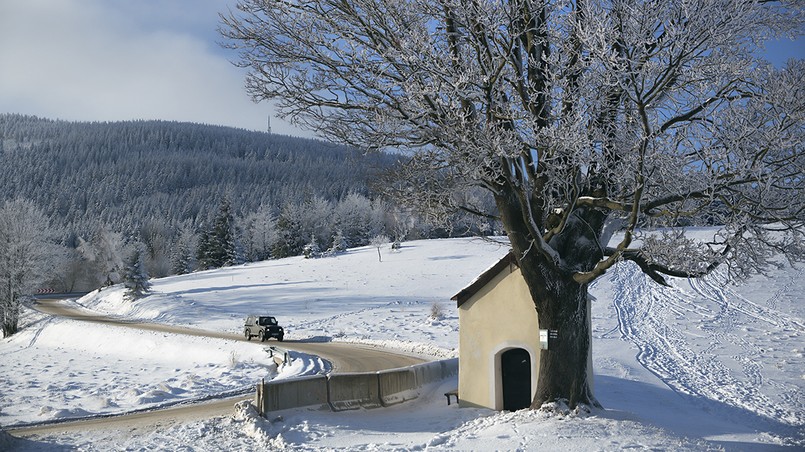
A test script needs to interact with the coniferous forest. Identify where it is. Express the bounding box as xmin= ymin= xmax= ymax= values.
xmin=0 ymin=114 xmax=490 ymax=294
xmin=1 ymin=114 xmax=380 ymax=231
